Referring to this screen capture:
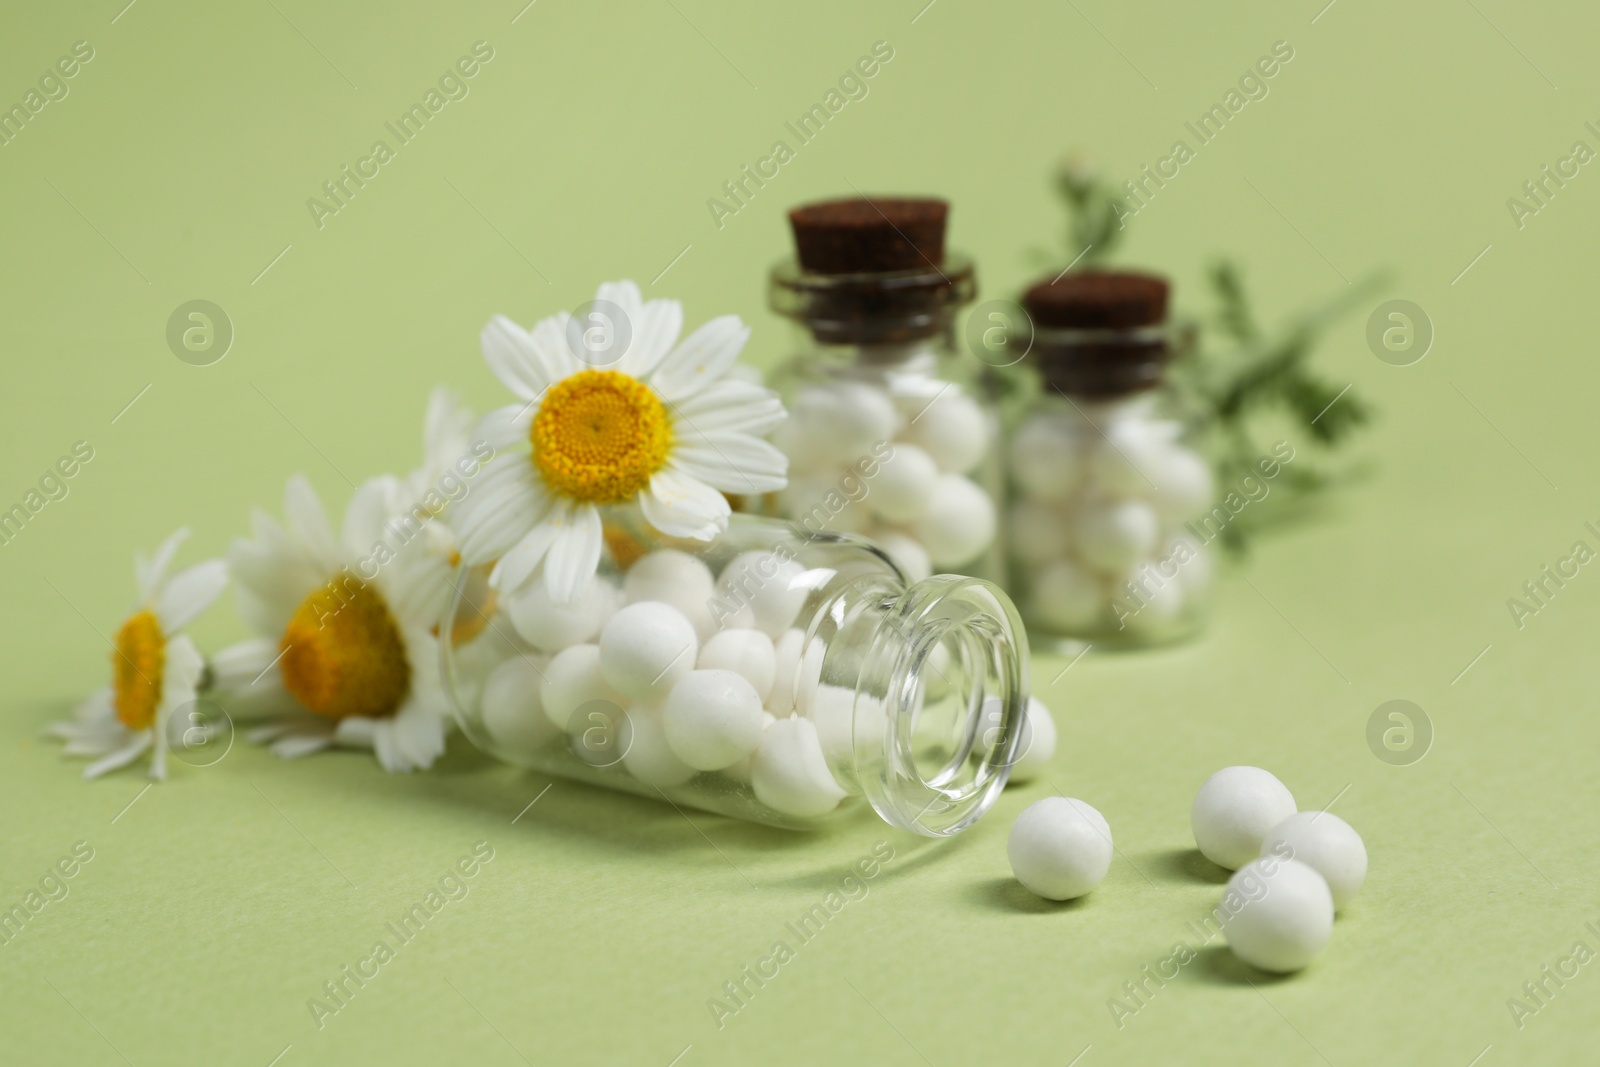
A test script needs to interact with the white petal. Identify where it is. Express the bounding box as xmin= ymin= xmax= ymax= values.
xmin=342 ymin=477 xmax=401 ymax=559
xmin=380 ymin=553 xmax=455 ymax=632
xmin=334 ymin=716 xmax=378 ymax=747
xmin=543 ymin=503 xmax=603 ymax=604
xmin=376 ymin=700 xmax=447 ymax=772
xmin=153 ymin=559 xmax=228 ymax=633
xmin=480 ymin=315 xmax=551 ymax=401
xmin=650 ymin=315 xmax=750 ymax=402
xmin=673 ymin=379 xmax=786 ymax=436
xmin=472 ymin=401 xmax=536 ymax=452
xmin=423 ymin=388 xmax=473 ymax=459
xmin=640 ymin=469 xmax=730 ymax=541
xmin=452 ymin=457 xmax=548 ymax=565
xmin=670 ymin=434 xmax=788 ymax=494
xmin=272 ymin=732 xmax=335 ymax=760
xmin=136 ymin=527 xmax=190 ymax=601
xmin=588 ymin=280 xmax=643 ymax=371
xmin=284 ymin=476 xmax=342 ymax=572
xmin=82 ymin=732 xmax=151 ymax=779
xmin=624 ymin=298 xmax=684 ymax=377
xmin=159 ymin=635 xmax=205 ymax=715
xmin=210 ymin=638 xmax=281 ymax=690
xmin=489 ymin=516 xmax=561 ymax=595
